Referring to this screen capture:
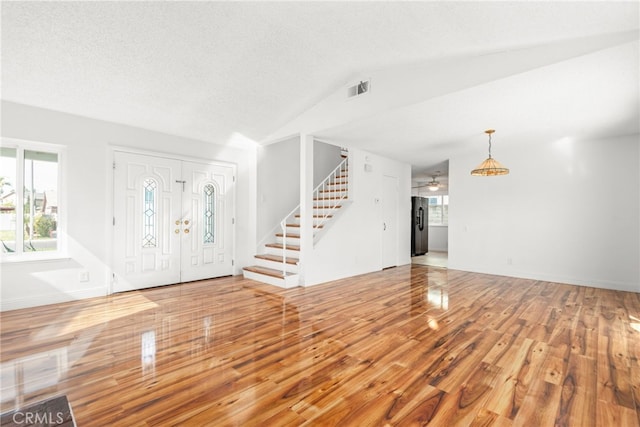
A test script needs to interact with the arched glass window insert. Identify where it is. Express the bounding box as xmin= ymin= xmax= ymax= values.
xmin=142 ymin=178 xmax=157 ymax=248
xmin=203 ymin=184 xmax=215 ymax=244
